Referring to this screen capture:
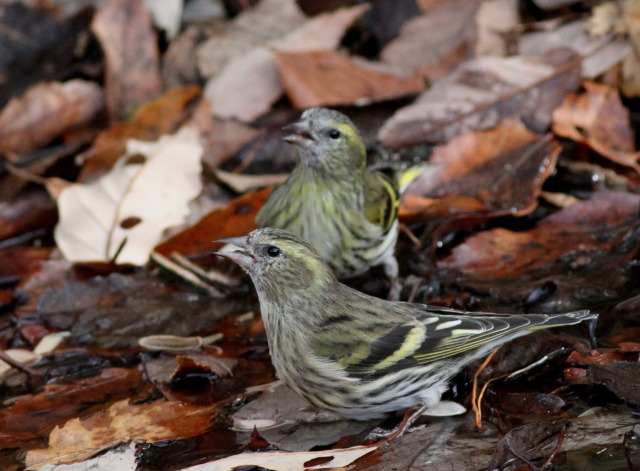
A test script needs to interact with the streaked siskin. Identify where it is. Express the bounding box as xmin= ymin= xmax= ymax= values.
xmin=216 ymin=228 xmax=597 ymax=421
xmin=256 ymin=108 xmax=418 ymax=298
